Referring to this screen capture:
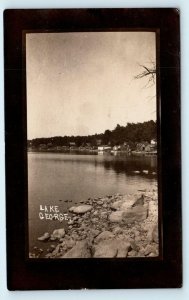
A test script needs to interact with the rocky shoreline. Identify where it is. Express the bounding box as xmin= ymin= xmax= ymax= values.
xmin=30 ymin=187 xmax=158 ymax=258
